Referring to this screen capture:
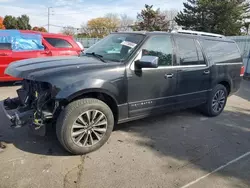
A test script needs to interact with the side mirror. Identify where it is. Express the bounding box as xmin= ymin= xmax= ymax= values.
xmin=135 ymin=56 xmax=159 ymax=69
